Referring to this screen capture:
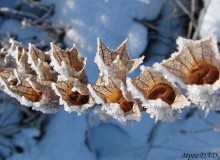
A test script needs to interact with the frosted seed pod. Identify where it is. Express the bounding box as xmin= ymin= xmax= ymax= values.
xmin=126 ymin=66 xmax=190 ymax=121
xmin=88 ymin=77 xmax=141 ymax=124
xmin=27 ymin=44 xmax=57 ymax=81
xmin=49 ymin=43 xmax=87 ymax=83
xmin=155 ymin=34 xmax=220 ymax=111
xmin=51 ymin=76 xmax=94 ymax=114
xmin=94 ymin=38 xmax=144 ymax=84
xmin=0 ymin=69 xmax=60 ymax=113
